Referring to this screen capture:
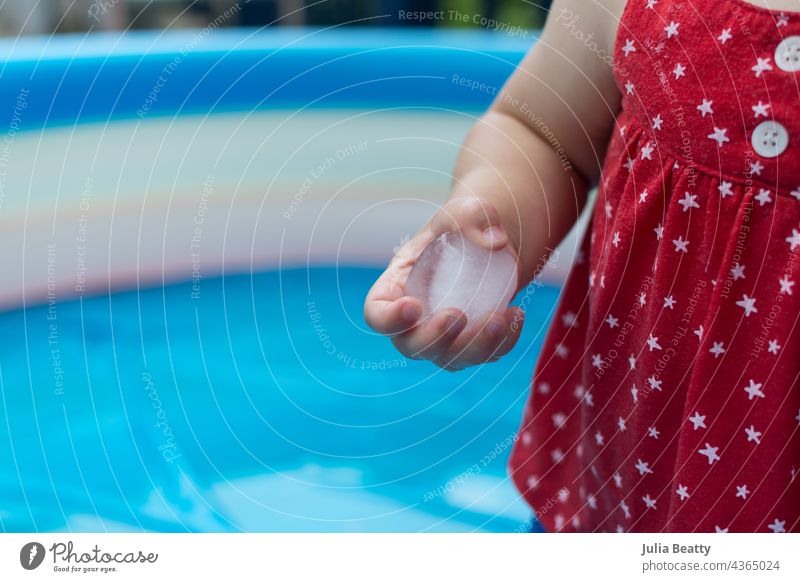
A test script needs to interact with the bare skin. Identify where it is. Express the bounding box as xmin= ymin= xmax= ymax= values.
xmin=364 ymin=0 xmax=629 ymax=370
